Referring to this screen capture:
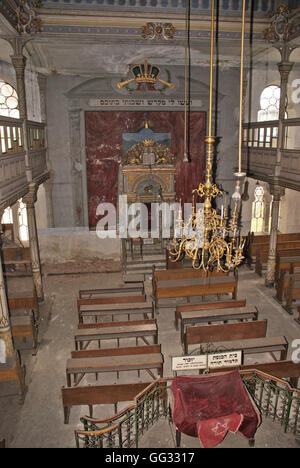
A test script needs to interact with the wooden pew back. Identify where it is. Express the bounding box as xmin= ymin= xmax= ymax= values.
xmin=185 ymin=319 xmax=267 ymax=353
xmin=175 ymin=298 xmax=246 ymax=330
xmin=61 ymin=382 xmax=152 ymax=424
xmin=77 ymin=294 xmax=147 ymax=314
xmin=2 ymin=247 xmax=31 ymax=263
